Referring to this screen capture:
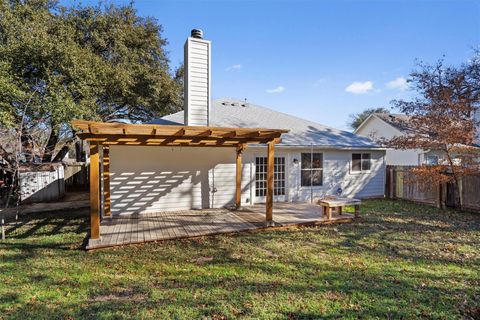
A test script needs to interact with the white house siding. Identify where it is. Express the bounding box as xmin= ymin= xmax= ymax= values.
xmin=184 ymin=37 xmax=211 ymax=126
xmin=244 ymin=148 xmax=386 ymax=202
xmin=109 ymin=145 xmax=385 ymax=215
xmin=278 ymin=148 xmax=386 ymax=202
xmin=109 ymin=146 xmax=249 ymax=214
xmin=355 ymin=116 xmax=421 ymax=166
